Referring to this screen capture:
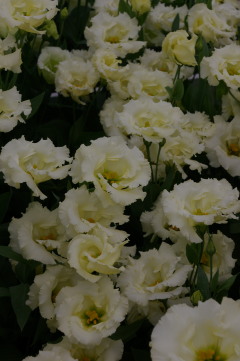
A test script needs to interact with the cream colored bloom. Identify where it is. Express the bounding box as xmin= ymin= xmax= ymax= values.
xmin=22 ymin=349 xmax=75 ymax=361
xmin=67 ymin=224 xmax=128 ymax=282
xmin=70 ymin=136 xmax=151 ymax=206
xmin=0 ymin=86 xmax=31 ymax=132
xmin=27 ymin=265 xmax=80 ymax=320
xmin=188 ymin=3 xmax=236 ymax=46
xmin=117 ymin=243 xmax=191 ymax=307
xmin=151 ymin=298 xmax=240 ymax=361
xmin=45 ymin=336 xmax=124 ymax=361
xmin=93 ymin=0 xmax=119 ymax=16
xmin=222 ymin=90 xmax=240 ymax=120
xmin=9 ymin=202 xmax=66 ymax=264
xmin=58 ymin=185 xmax=128 ymax=238
xmin=129 ymin=0 xmax=151 ymax=14
xmin=113 ymin=97 xmax=185 ymax=143
xmin=0 ymin=0 xmax=58 ymax=34
xmin=55 ymin=55 xmax=99 ymax=103
xmin=38 ymin=46 xmax=70 ymax=84
xmin=201 ymin=44 xmax=240 ymax=90
xmin=160 ymin=178 xmax=240 ymax=243
xmin=162 ymin=30 xmax=197 ymax=66
xmin=183 ymin=111 xmax=215 ymax=140
xmin=0 ymin=137 xmax=72 ymax=199
xmin=55 ymin=277 xmax=128 ymax=345
xmin=144 ymin=3 xmax=187 ymax=46
xmin=84 ymin=12 xmax=146 ymax=57
xmin=205 ymin=115 xmax=240 ymax=177
xmin=0 ymin=34 xmax=22 ymax=72
xmin=100 ymin=96 xmax=127 ymax=138
xmin=92 ymin=48 xmax=129 ymax=82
